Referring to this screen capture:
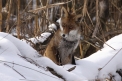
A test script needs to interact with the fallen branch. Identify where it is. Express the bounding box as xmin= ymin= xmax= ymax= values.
xmin=47 ymin=67 xmax=65 ymax=81
xmin=67 ymin=66 xmax=76 ymax=72
xmin=47 ymin=66 xmax=76 ymax=81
